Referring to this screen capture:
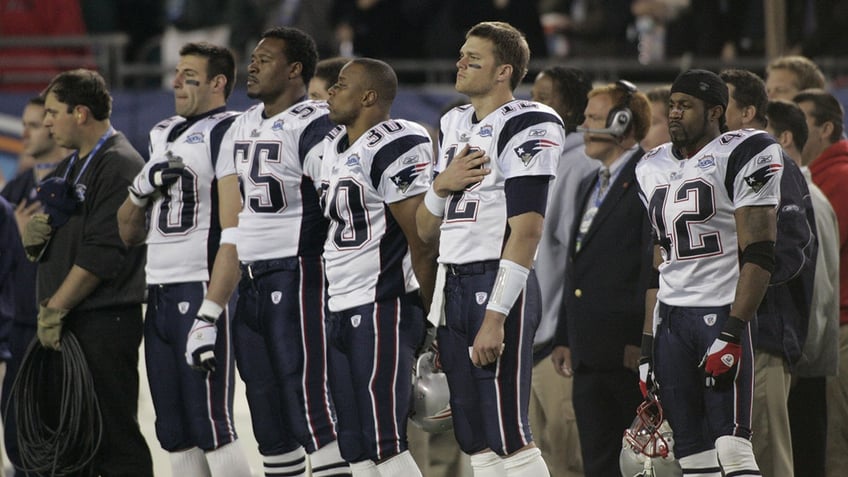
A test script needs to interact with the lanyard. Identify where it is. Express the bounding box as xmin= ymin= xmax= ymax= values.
xmin=62 ymin=127 xmax=115 ymax=185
